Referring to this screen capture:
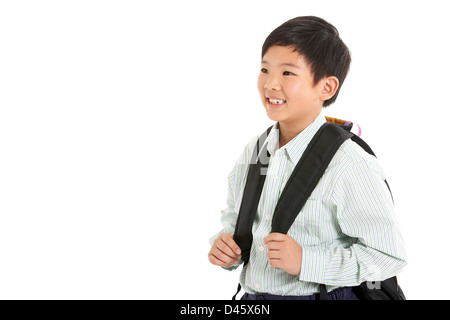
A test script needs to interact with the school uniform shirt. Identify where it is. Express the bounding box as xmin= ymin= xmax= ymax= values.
xmin=209 ymin=111 xmax=407 ymax=296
